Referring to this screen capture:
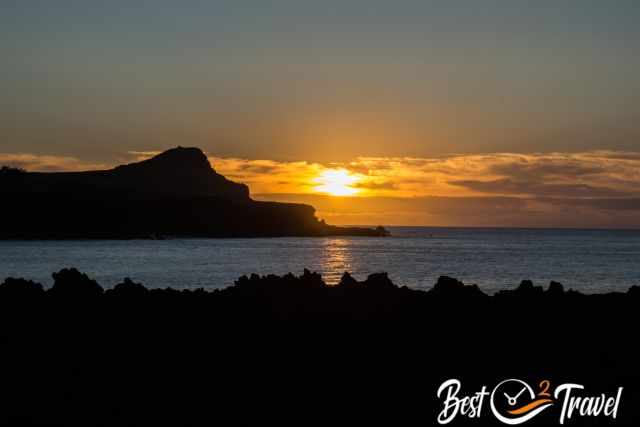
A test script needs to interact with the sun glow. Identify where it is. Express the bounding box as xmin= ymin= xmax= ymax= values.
xmin=313 ymin=168 xmax=361 ymax=196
